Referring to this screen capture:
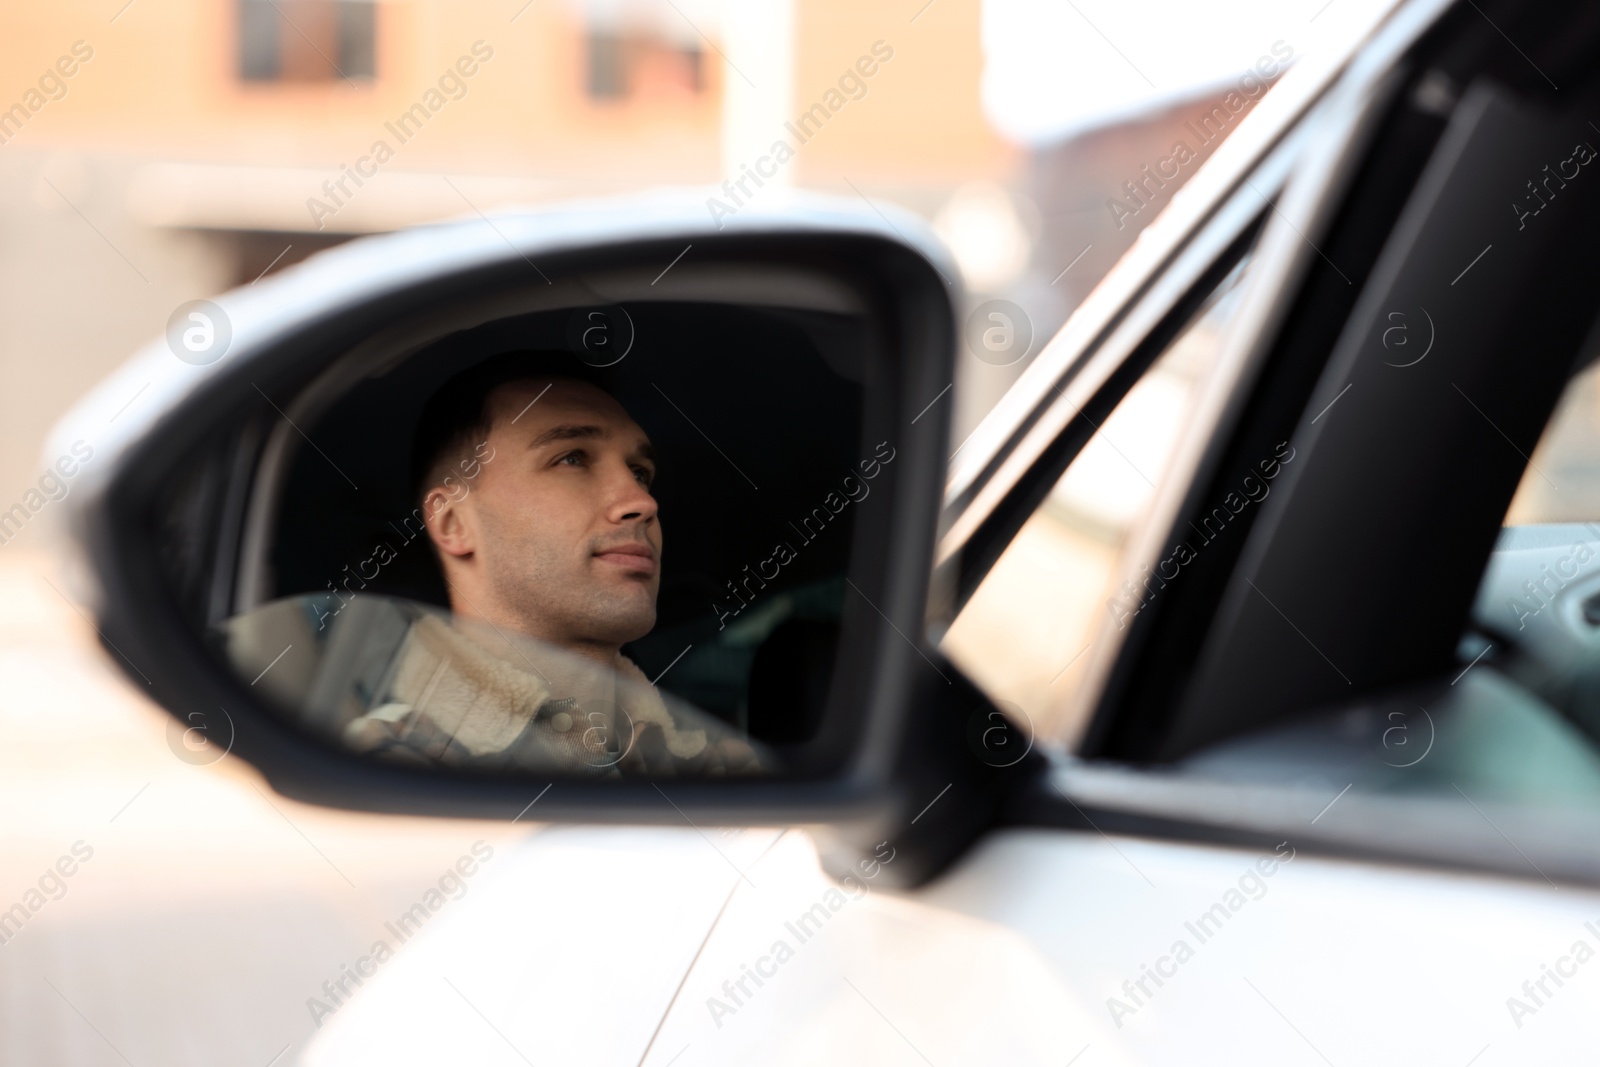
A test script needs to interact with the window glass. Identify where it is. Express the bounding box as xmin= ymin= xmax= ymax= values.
xmin=1469 ymin=349 xmax=1600 ymax=695
xmin=1504 ymin=355 xmax=1600 ymax=526
xmin=238 ymin=0 xmax=376 ymax=83
xmin=941 ymin=256 xmax=1251 ymax=748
